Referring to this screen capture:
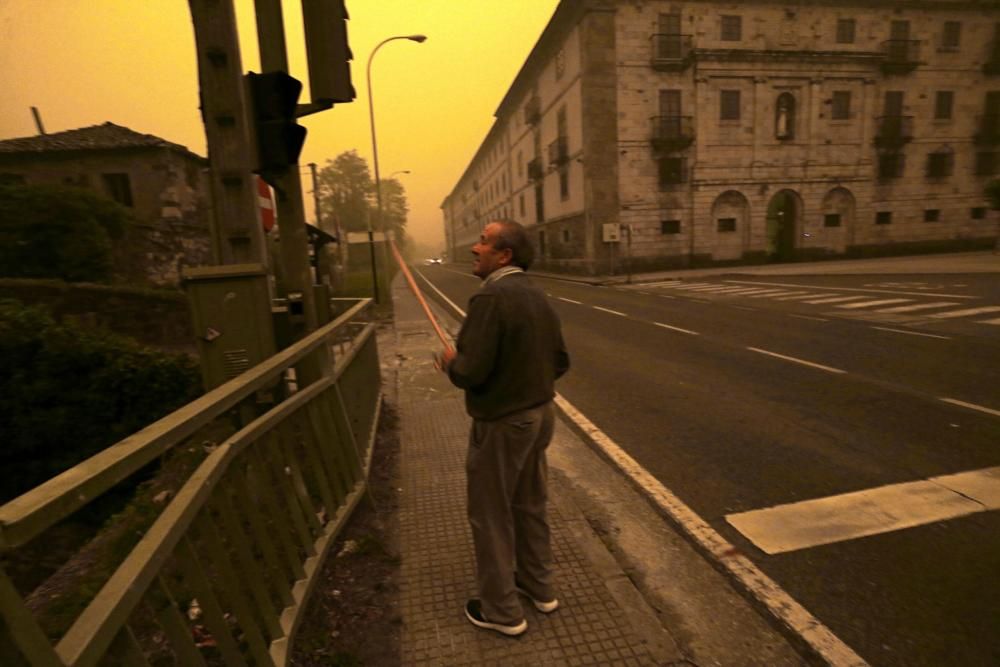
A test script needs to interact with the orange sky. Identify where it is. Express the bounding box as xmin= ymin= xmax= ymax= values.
xmin=0 ymin=1 xmax=559 ymax=252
